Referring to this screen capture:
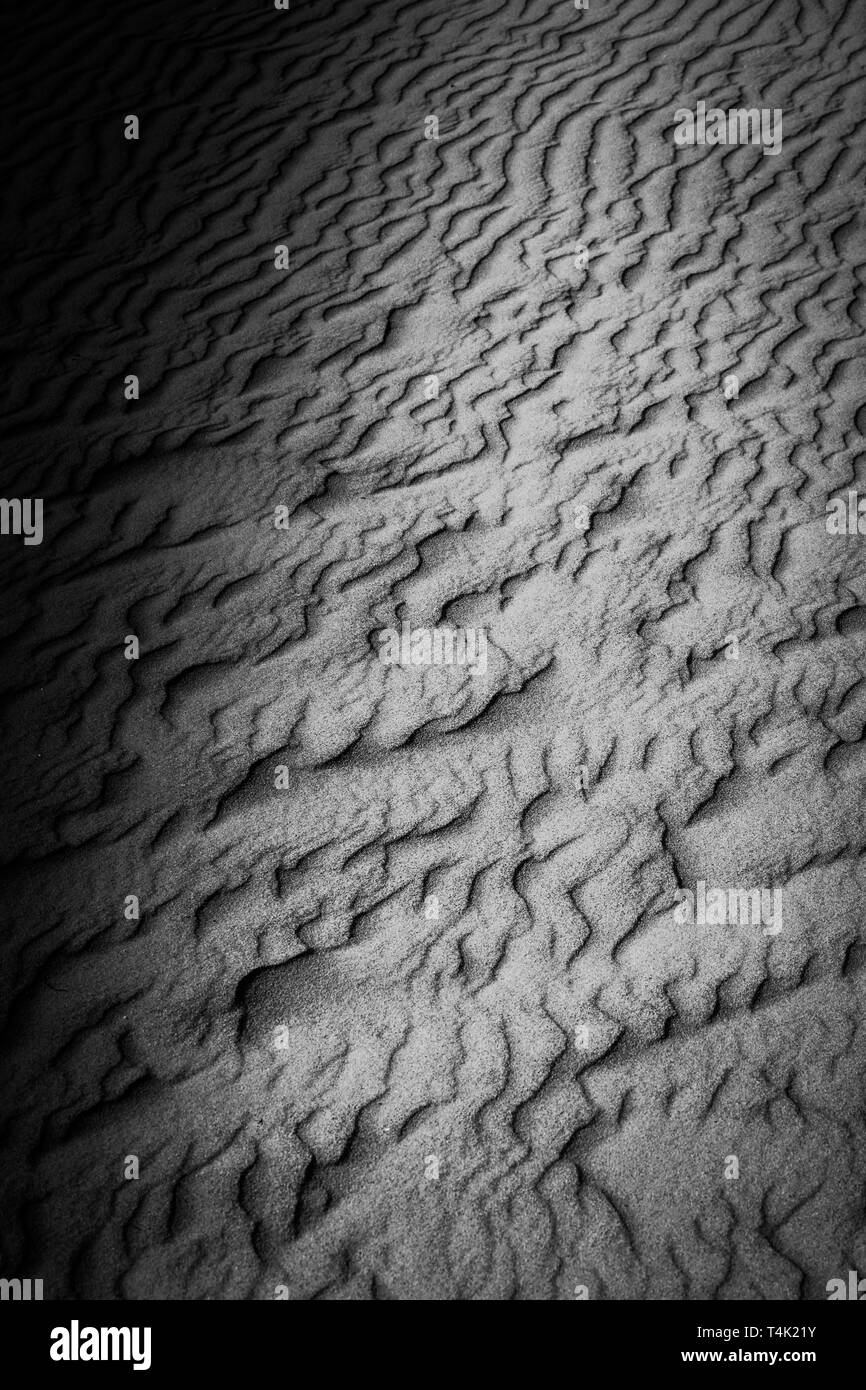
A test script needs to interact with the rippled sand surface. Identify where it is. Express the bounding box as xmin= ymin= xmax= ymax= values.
xmin=1 ymin=0 xmax=865 ymax=1299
